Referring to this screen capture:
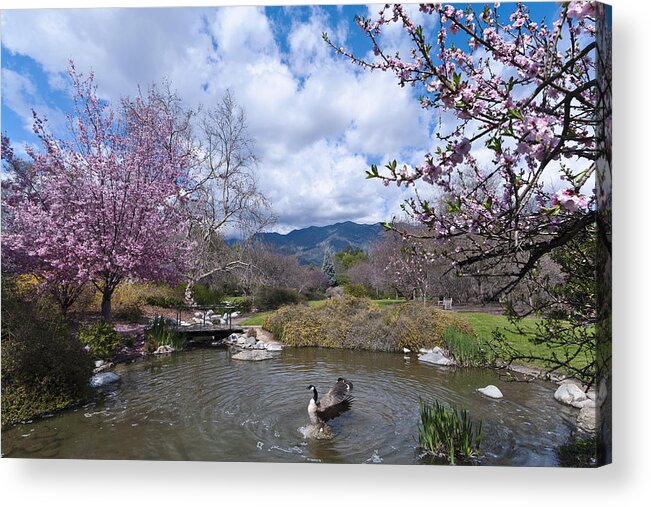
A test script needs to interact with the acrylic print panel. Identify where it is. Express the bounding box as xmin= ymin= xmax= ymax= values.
xmin=0 ymin=1 xmax=611 ymax=467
